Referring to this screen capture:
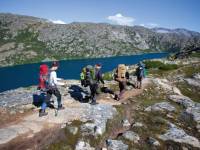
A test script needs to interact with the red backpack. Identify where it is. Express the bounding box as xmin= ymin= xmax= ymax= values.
xmin=38 ymin=64 xmax=49 ymax=90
